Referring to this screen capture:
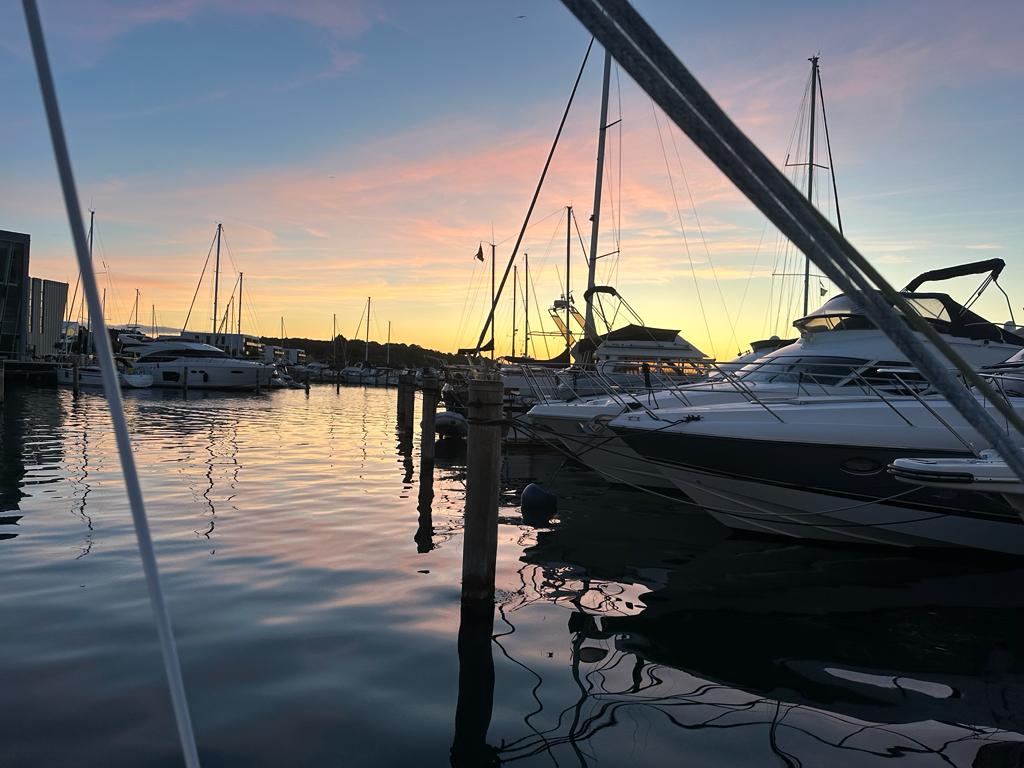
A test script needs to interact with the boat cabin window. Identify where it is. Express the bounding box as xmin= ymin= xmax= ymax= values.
xmin=738 ymin=356 xmax=869 ymax=386
xmin=139 ymin=347 xmax=227 ymax=361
